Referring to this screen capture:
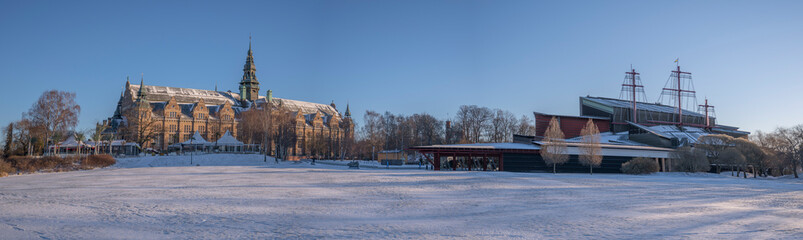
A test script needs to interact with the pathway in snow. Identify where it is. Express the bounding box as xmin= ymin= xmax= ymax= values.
xmin=0 ymin=154 xmax=801 ymax=239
